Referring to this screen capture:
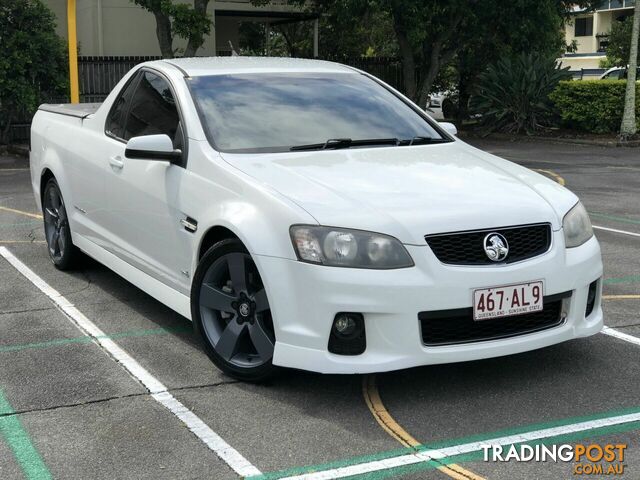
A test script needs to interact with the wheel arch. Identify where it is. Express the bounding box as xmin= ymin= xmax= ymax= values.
xmin=197 ymin=225 xmax=240 ymax=260
xmin=40 ymin=168 xmax=55 ymax=203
